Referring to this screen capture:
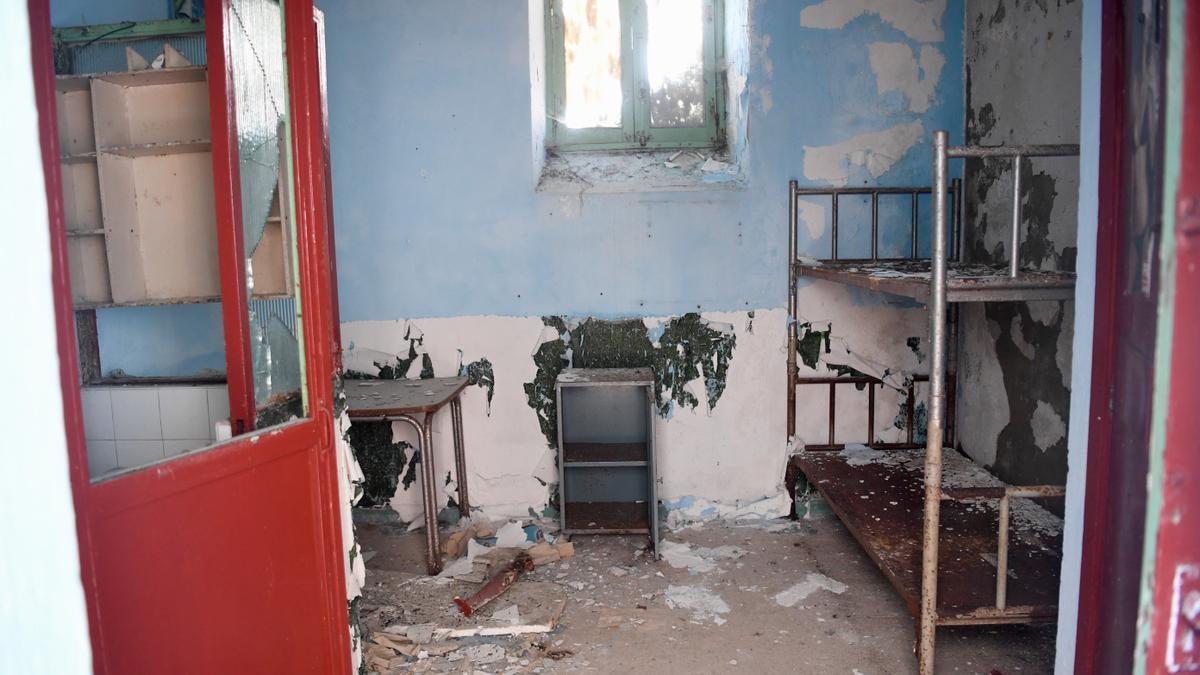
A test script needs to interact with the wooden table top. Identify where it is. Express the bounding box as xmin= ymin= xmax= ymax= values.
xmin=344 ymin=377 xmax=469 ymax=416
